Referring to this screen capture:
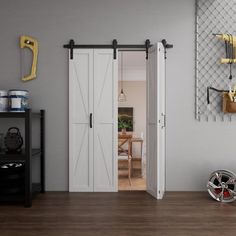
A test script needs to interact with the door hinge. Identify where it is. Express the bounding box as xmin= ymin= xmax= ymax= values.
xmin=161 ymin=113 xmax=166 ymax=128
